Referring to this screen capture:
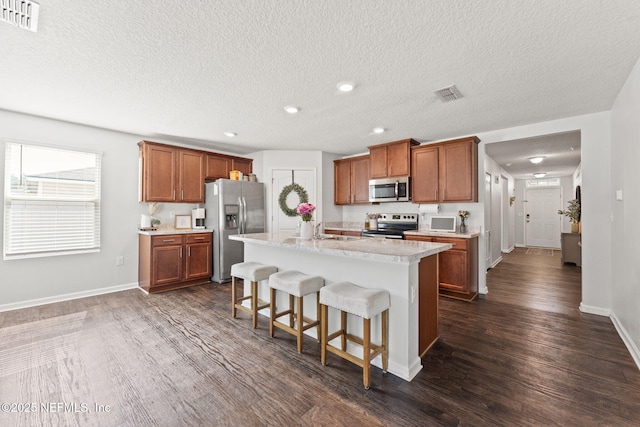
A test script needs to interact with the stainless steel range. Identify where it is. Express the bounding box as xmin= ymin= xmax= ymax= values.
xmin=361 ymin=213 xmax=418 ymax=239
